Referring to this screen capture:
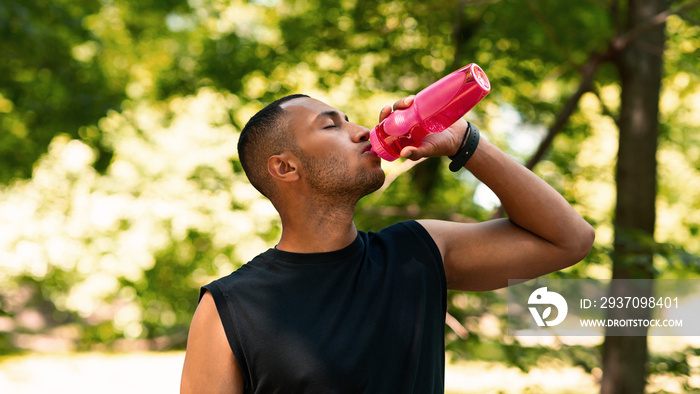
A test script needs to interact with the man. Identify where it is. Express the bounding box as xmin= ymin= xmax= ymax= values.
xmin=180 ymin=93 xmax=595 ymax=393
